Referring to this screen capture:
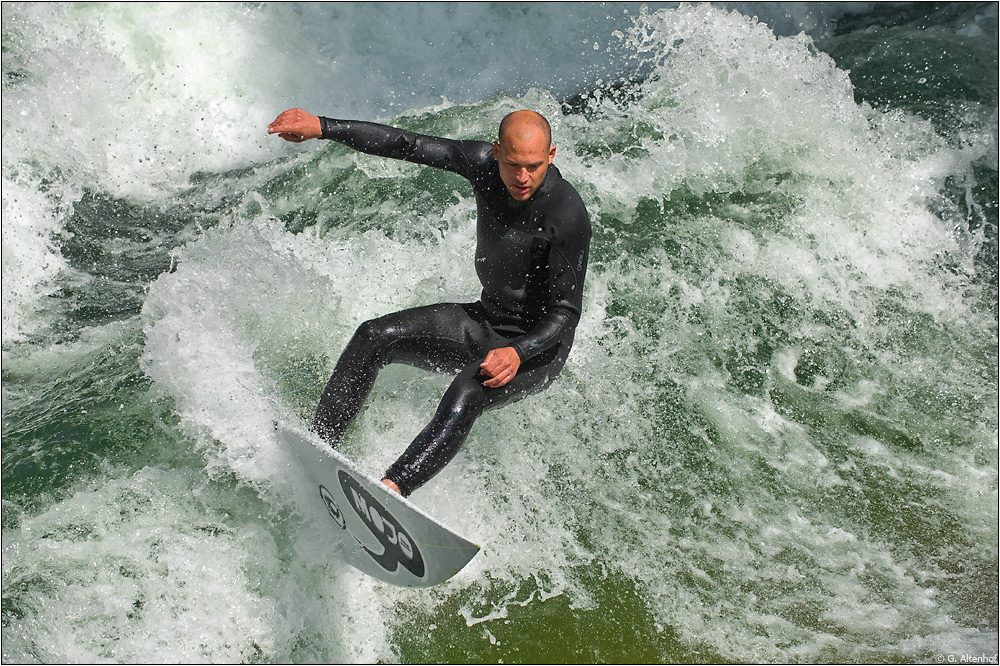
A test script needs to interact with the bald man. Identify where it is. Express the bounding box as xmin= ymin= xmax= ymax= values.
xmin=268 ymin=108 xmax=591 ymax=496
